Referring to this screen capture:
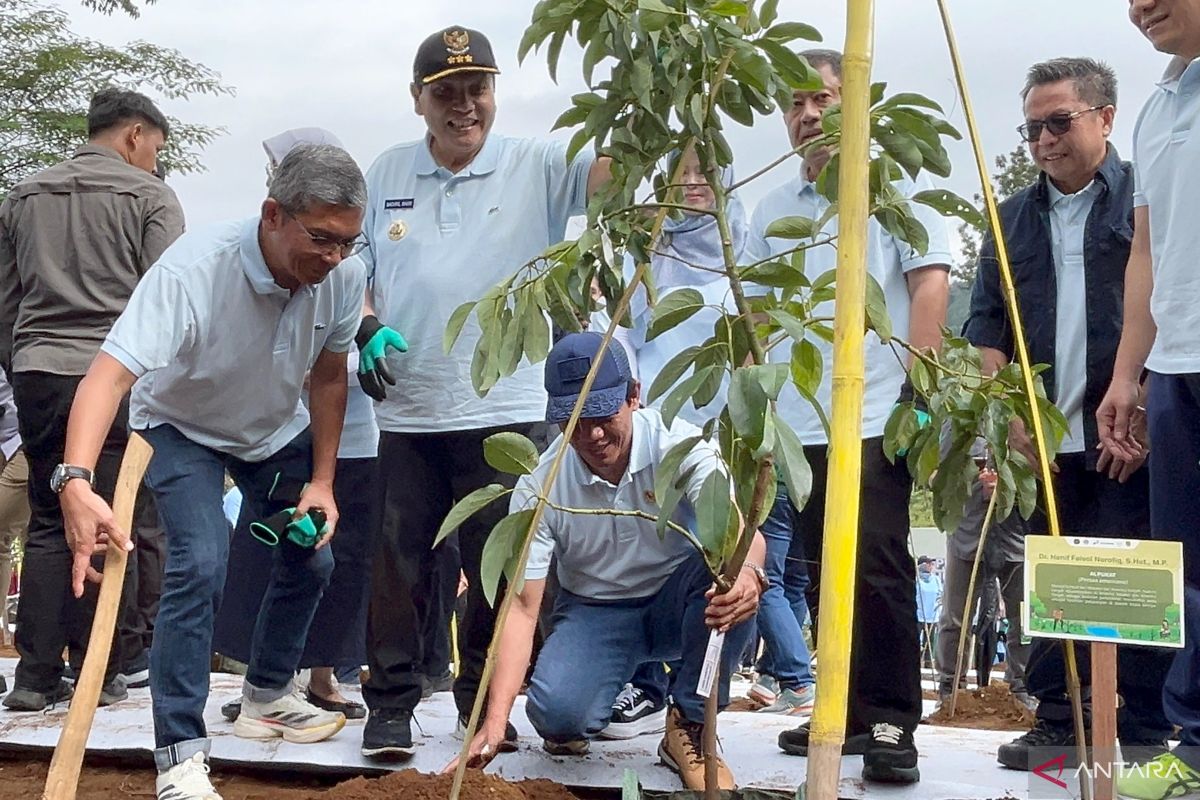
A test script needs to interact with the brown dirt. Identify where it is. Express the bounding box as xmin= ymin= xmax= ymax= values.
xmin=0 ymin=642 xmax=16 ymax=660
xmin=923 ymin=682 xmax=1036 ymax=731
xmin=726 ymin=696 xmax=765 ymax=713
xmin=0 ymin=754 xmax=582 ymax=800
